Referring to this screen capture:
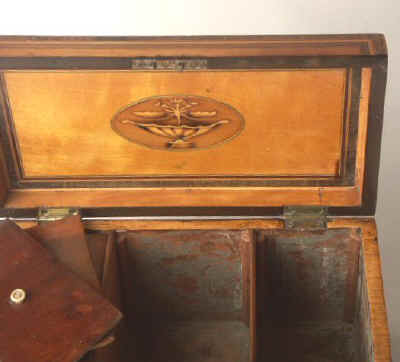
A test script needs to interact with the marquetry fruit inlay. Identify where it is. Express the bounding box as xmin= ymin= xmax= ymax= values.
xmin=111 ymin=95 xmax=245 ymax=150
